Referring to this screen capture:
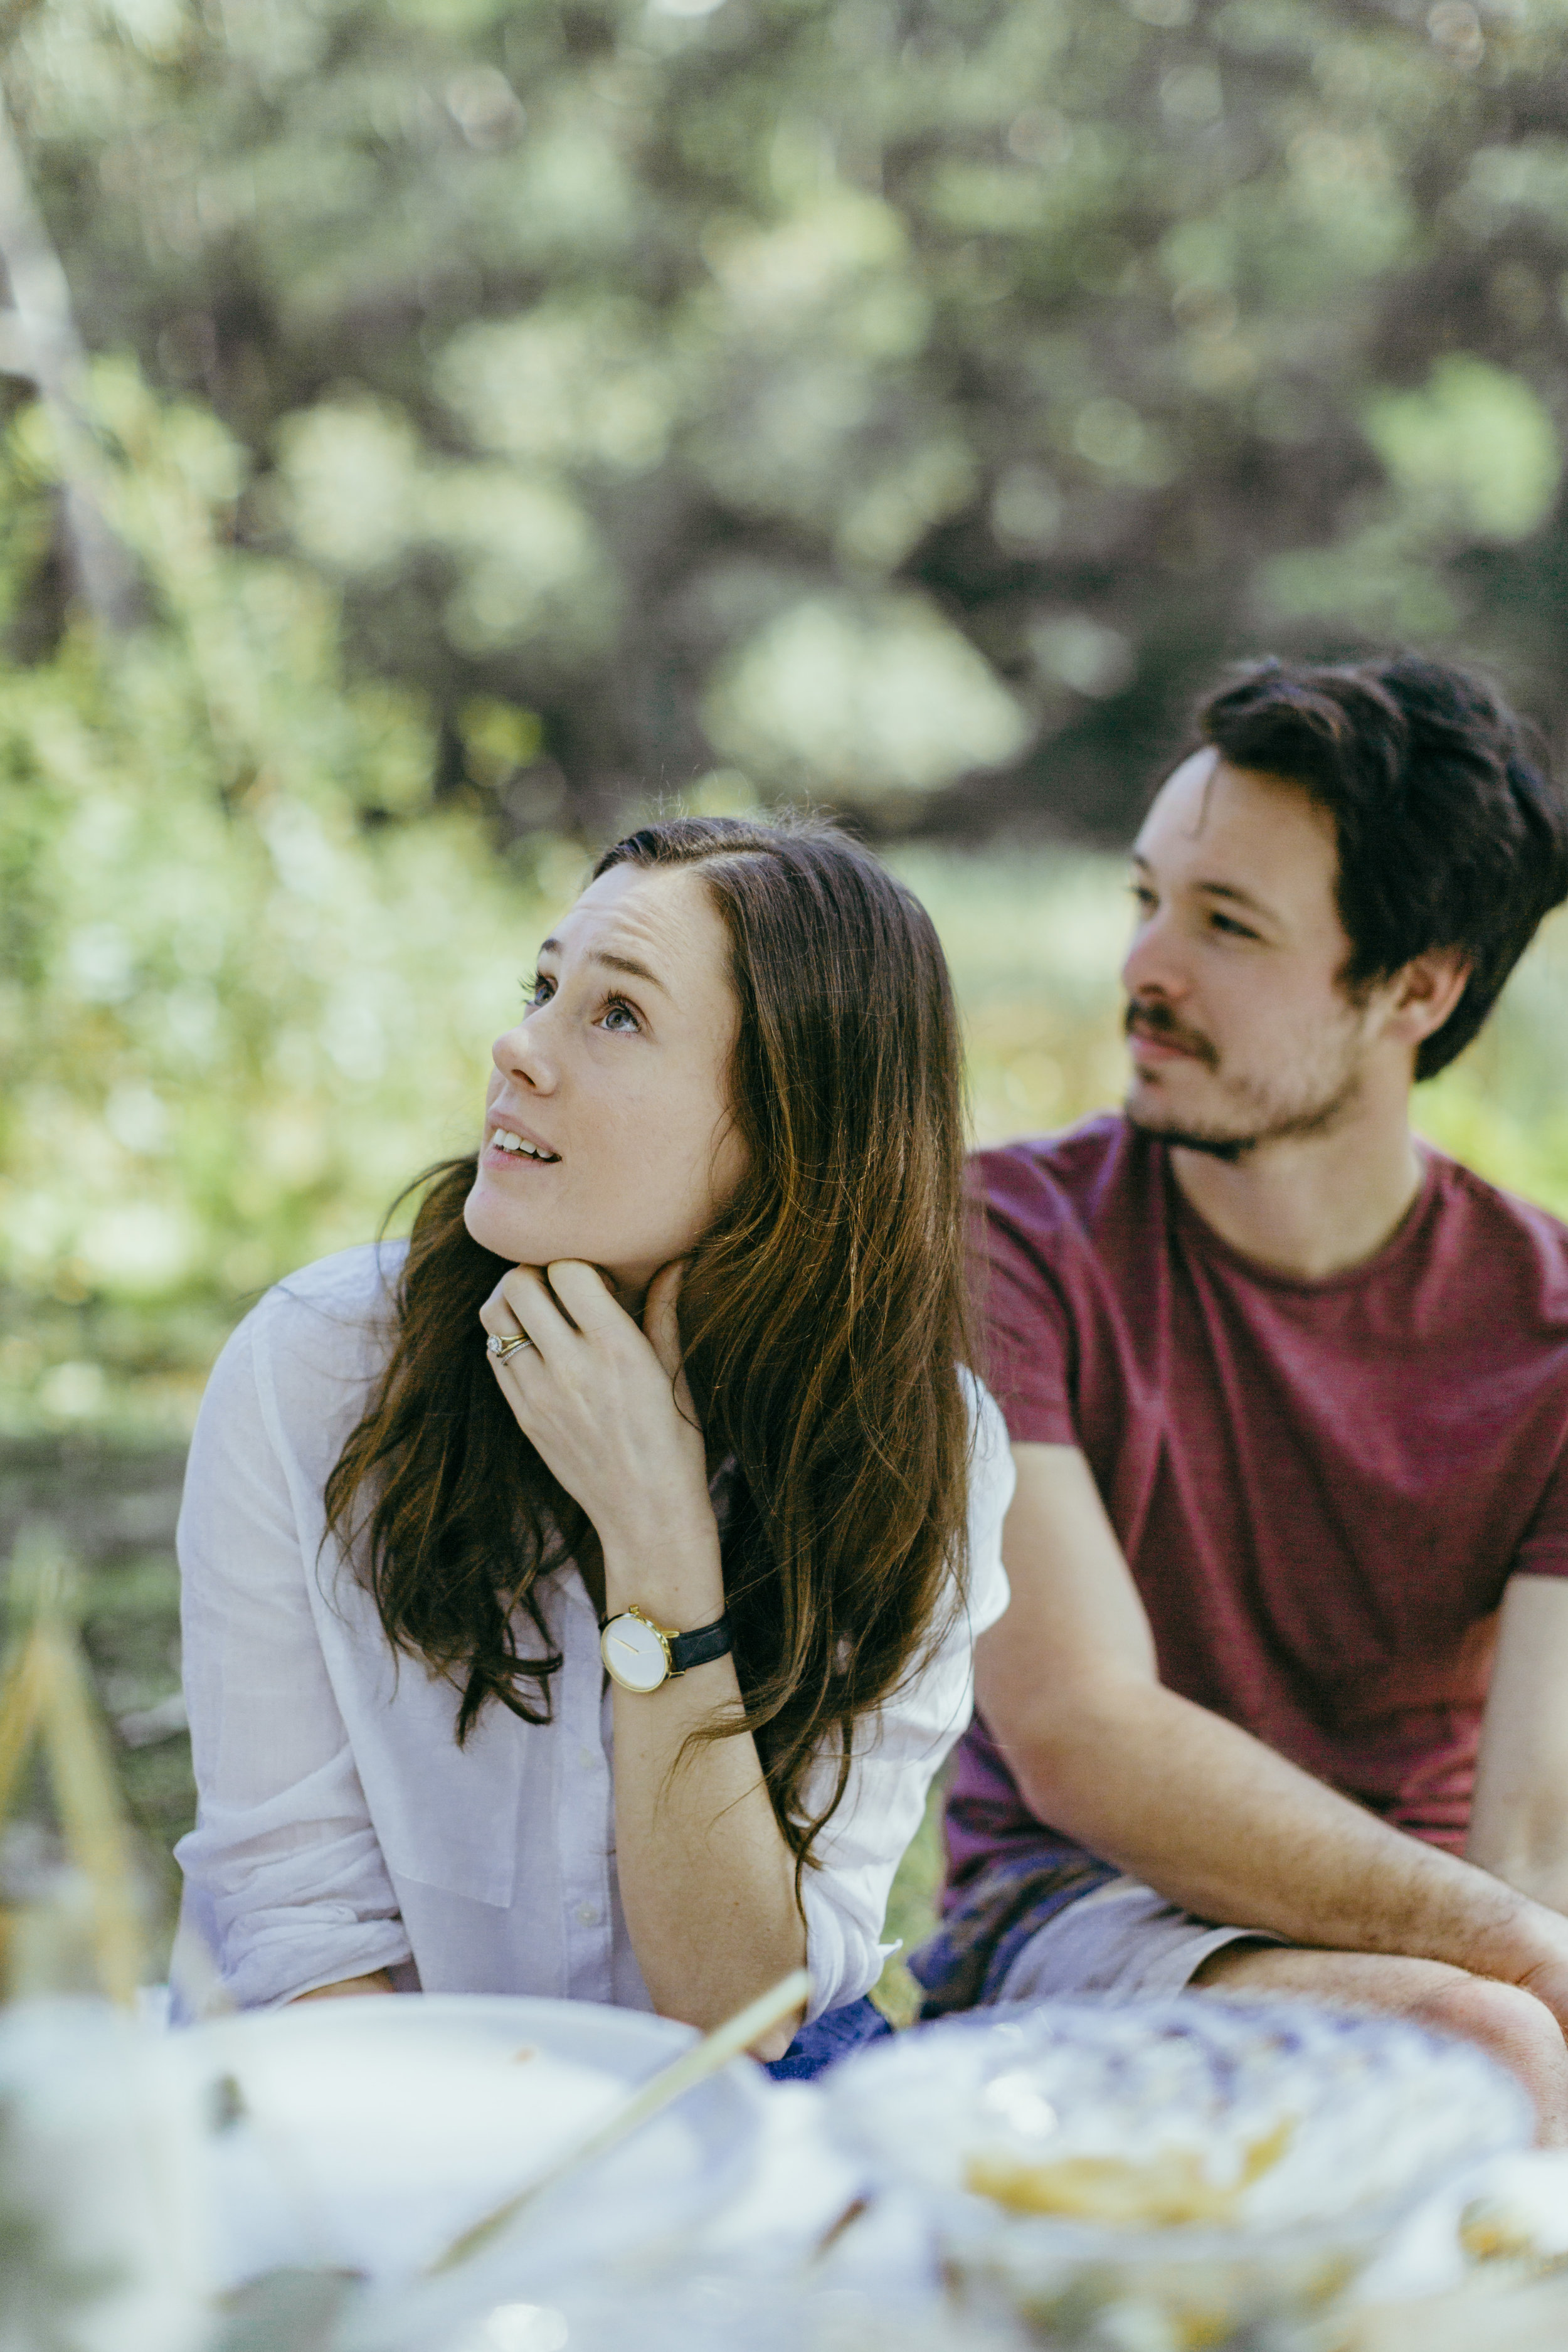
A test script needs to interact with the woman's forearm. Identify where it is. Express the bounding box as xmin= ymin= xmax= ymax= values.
xmin=290 ymin=1969 xmax=396 ymax=2001
xmin=603 ymin=1517 xmax=806 ymax=2053
xmin=610 ymin=1657 xmax=807 ymax=2053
